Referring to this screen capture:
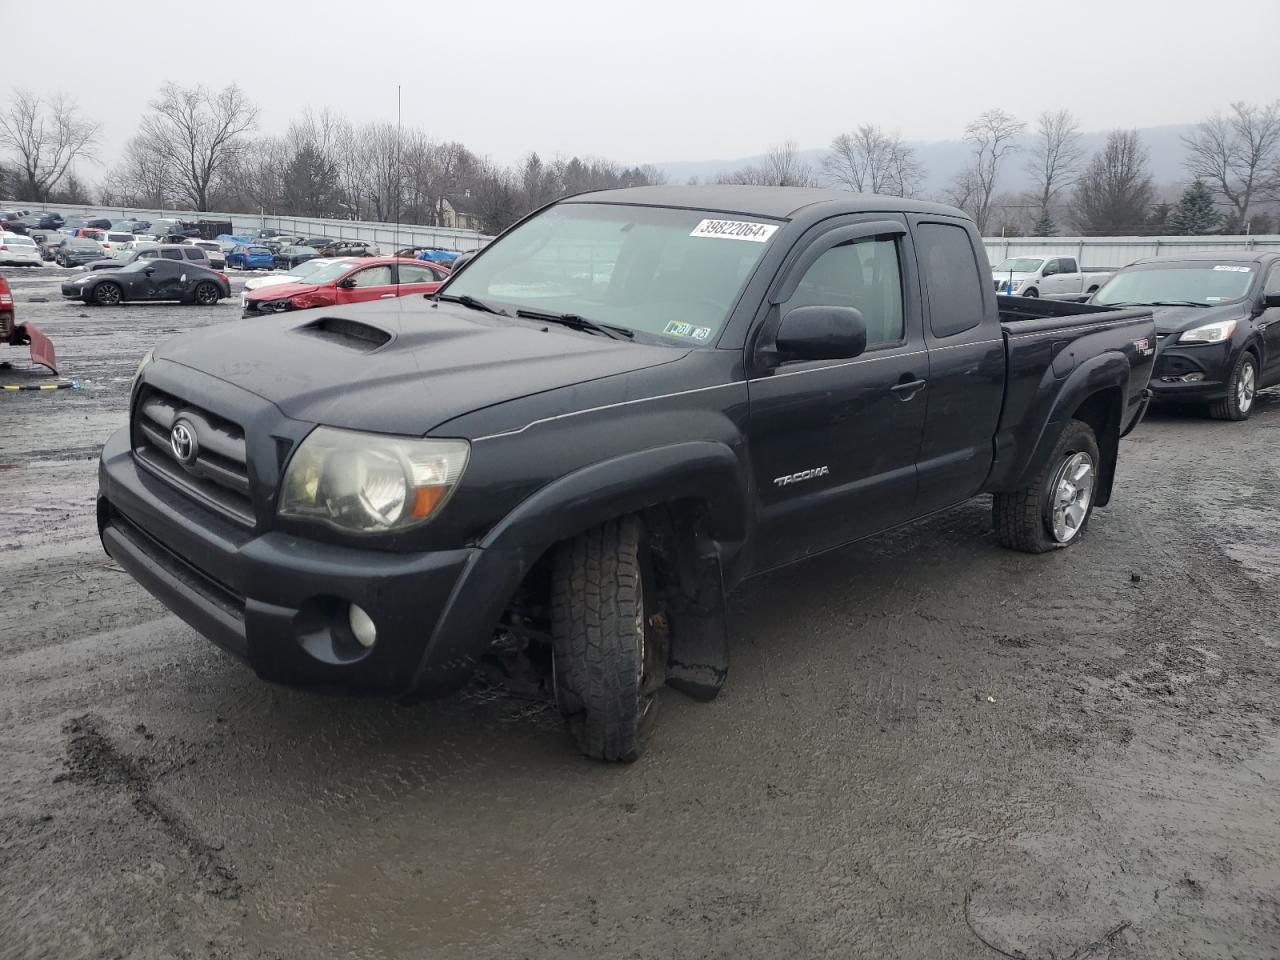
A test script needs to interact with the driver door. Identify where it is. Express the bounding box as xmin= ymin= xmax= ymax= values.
xmin=747 ymin=216 xmax=928 ymax=571
xmin=144 ymin=259 xmax=186 ymax=300
xmin=335 ymin=264 xmax=396 ymax=305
